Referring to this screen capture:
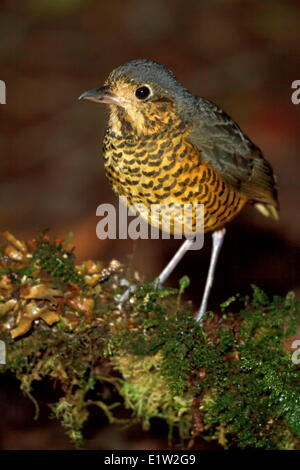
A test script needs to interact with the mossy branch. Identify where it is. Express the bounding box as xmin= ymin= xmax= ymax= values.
xmin=0 ymin=231 xmax=299 ymax=449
